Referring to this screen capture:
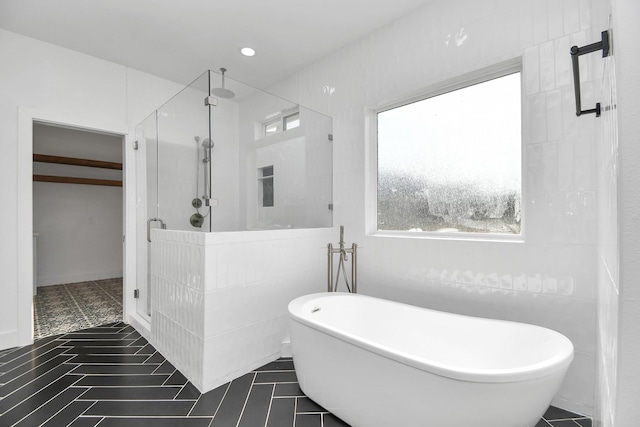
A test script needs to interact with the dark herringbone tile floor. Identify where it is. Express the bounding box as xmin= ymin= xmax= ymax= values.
xmin=0 ymin=323 xmax=348 ymax=427
xmin=0 ymin=323 xmax=592 ymax=426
